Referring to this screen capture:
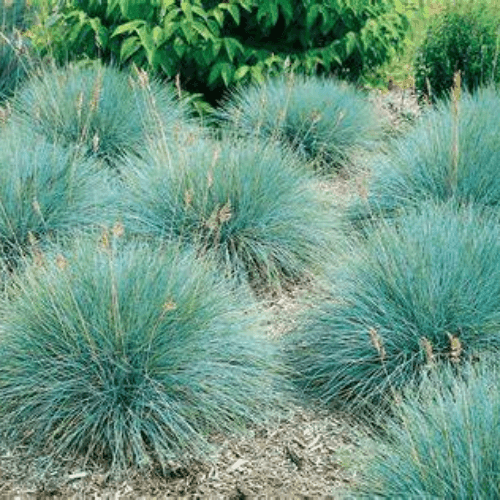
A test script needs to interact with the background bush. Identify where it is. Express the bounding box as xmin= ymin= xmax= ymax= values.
xmin=415 ymin=0 xmax=500 ymax=101
xmin=359 ymin=358 xmax=500 ymax=498
xmin=218 ymin=74 xmax=383 ymax=173
xmin=11 ymin=61 xmax=192 ymax=171
xmin=0 ymin=125 xmax=116 ymax=271
xmin=122 ymin=133 xmax=340 ymax=290
xmin=287 ymin=202 xmax=500 ymax=412
xmin=0 ymin=236 xmax=287 ymax=473
xmin=27 ymin=0 xmax=411 ymax=104
xmin=347 ymin=86 xmax=500 ymax=229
